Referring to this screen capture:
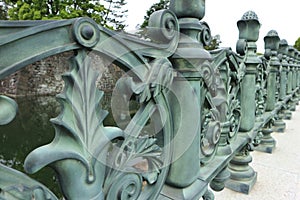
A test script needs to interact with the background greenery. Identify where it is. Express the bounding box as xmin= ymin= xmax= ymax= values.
xmin=0 ymin=0 xmax=299 ymax=49
xmin=0 ymin=0 xmax=127 ymax=30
